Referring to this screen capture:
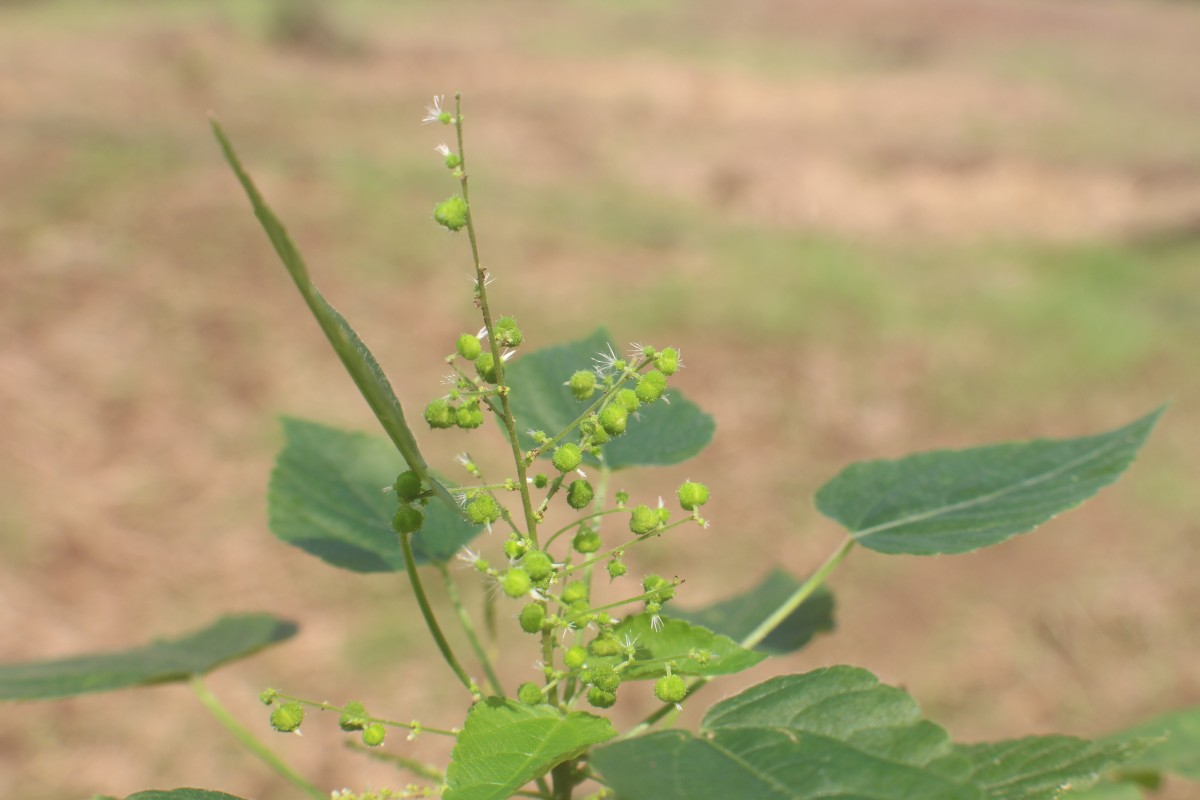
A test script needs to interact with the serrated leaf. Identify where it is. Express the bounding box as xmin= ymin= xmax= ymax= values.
xmin=212 ymin=121 xmax=455 ymax=512
xmin=444 ymin=698 xmax=616 ymax=800
xmin=0 ymin=614 xmax=295 ymax=701
xmin=1101 ymin=707 xmax=1200 ymax=781
xmin=126 ymin=791 xmax=248 ymax=800
xmin=815 ymin=408 xmax=1163 ymax=556
xmin=587 ymin=614 xmax=766 ymax=679
xmin=504 ymin=329 xmax=714 ymax=470
xmin=592 ymin=666 xmax=1135 ymax=800
xmin=269 ymin=417 xmax=483 ymax=572
xmin=673 ymin=569 xmax=835 ymax=655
